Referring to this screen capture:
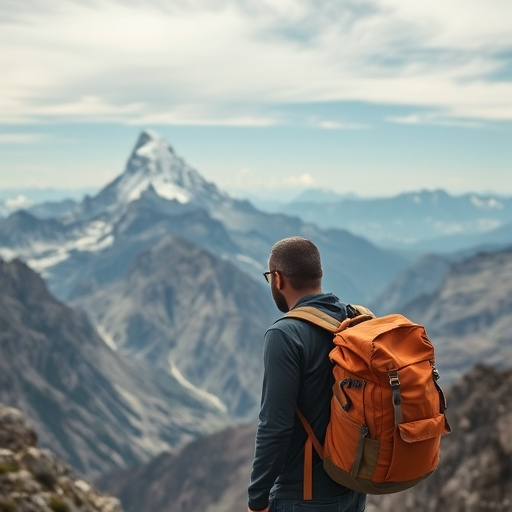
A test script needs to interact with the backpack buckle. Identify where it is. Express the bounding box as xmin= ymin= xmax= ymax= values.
xmin=388 ymin=371 xmax=403 ymax=424
xmin=388 ymin=372 xmax=400 ymax=389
